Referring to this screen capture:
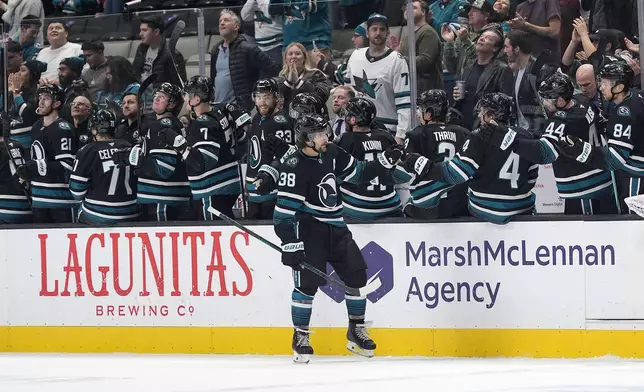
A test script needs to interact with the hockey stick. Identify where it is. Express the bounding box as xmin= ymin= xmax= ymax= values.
xmin=207 ymin=206 xmax=382 ymax=297
xmin=231 ymin=126 xmax=248 ymax=218
xmin=167 ymin=20 xmax=186 ymax=88
xmin=600 ymin=135 xmax=622 ymax=214
xmin=137 ymin=73 xmax=158 ymax=137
